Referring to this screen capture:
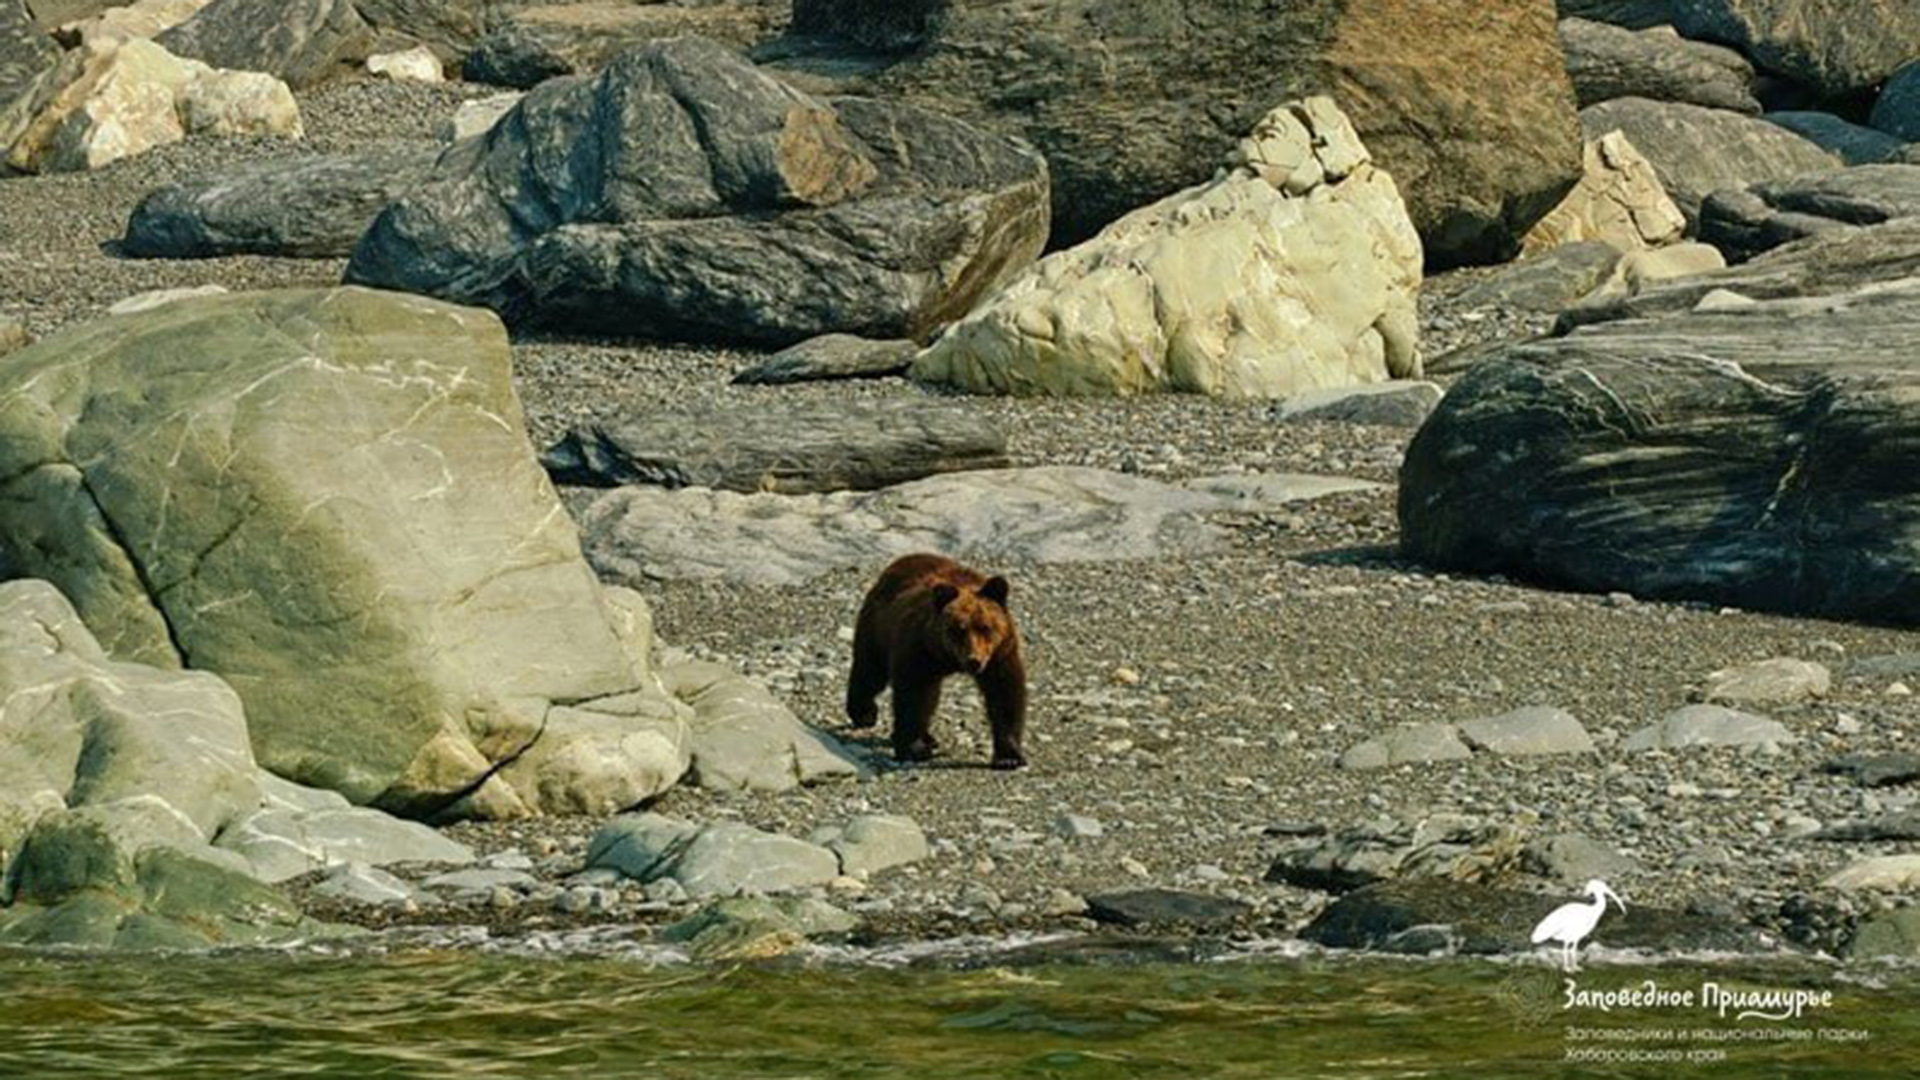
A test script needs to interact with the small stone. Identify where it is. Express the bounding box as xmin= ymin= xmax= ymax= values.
xmin=1697 ymin=658 xmax=1831 ymax=705
xmin=1111 ymin=667 xmax=1142 ymax=685
xmin=1052 ymin=814 xmax=1104 ymax=840
xmin=1043 ymin=888 xmax=1088 ymax=916
xmin=1120 ymin=857 xmax=1150 ymax=878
